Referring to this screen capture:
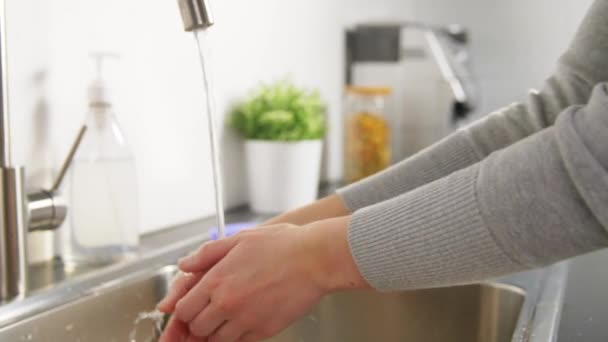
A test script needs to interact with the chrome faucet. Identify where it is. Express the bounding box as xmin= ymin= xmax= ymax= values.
xmin=0 ymin=0 xmax=215 ymax=302
xmin=345 ymin=22 xmax=478 ymax=121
